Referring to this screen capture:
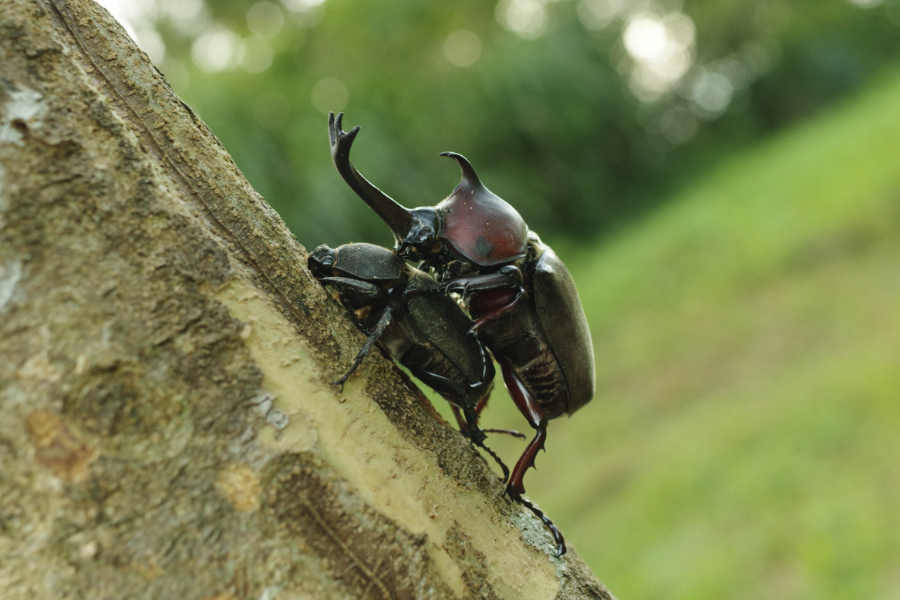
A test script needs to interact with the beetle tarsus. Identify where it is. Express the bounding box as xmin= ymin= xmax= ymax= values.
xmin=451 ymin=404 xmax=513 ymax=481
xmin=475 ymin=439 xmax=510 ymax=483
xmin=508 ymin=489 xmax=567 ymax=557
